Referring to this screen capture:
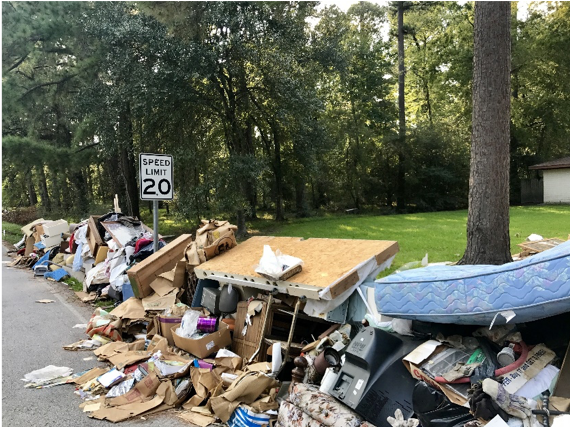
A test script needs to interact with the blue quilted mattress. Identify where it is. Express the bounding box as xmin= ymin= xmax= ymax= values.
xmin=374 ymin=240 xmax=570 ymax=325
